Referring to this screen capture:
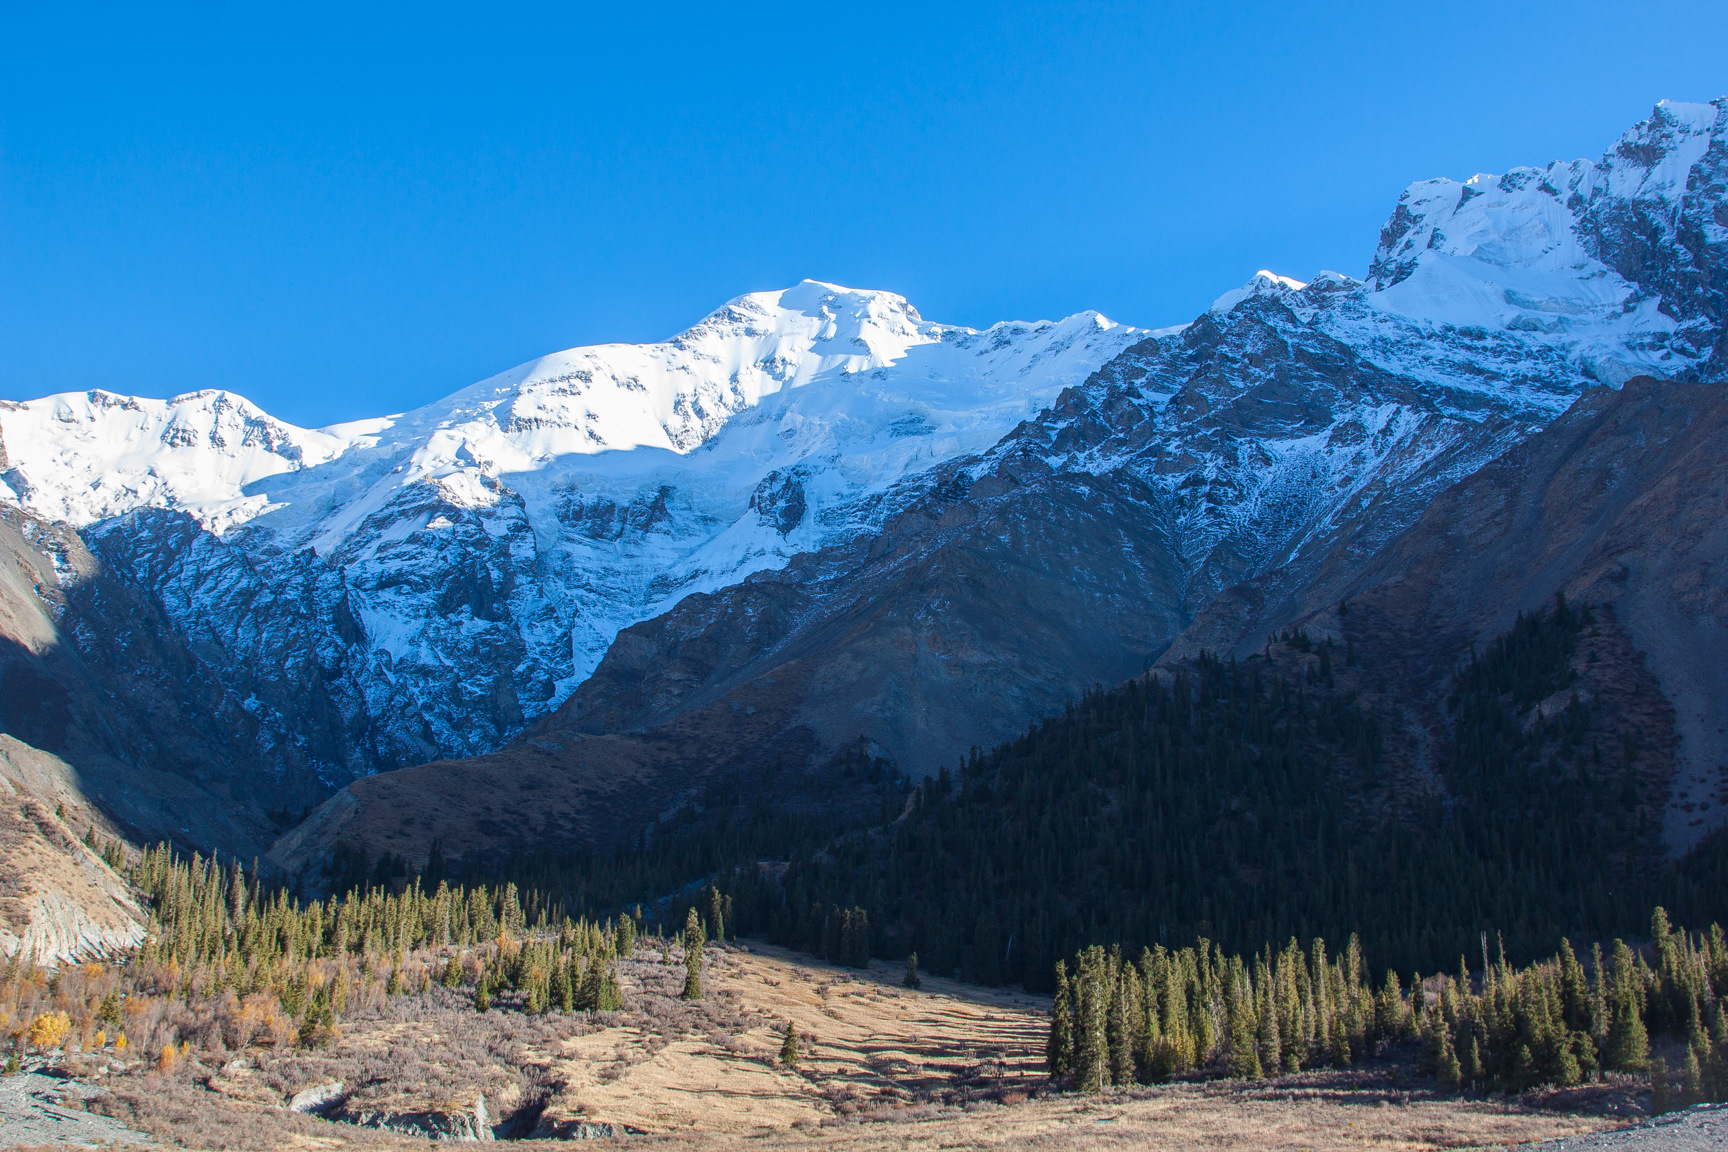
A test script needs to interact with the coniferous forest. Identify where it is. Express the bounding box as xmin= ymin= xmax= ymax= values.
xmin=457 ymin=600 xmax=1725 ymax=997
xmin=1043 ymin=909 xmax=1728 ymax=1105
